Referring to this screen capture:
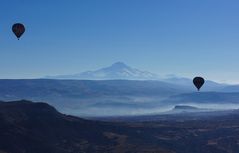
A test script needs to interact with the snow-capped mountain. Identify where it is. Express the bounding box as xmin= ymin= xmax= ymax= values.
xmin=45 ymin=62 xmax=227 ymax=91
xmin=46 ymin=62 xmax=160 ymax=80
